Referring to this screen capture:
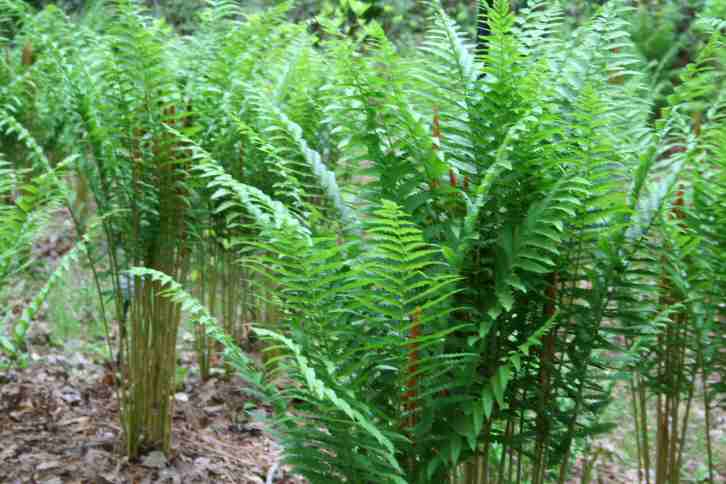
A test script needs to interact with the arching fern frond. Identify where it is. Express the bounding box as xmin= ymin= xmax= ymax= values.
xmin=251 ymin=95 xmax=357 ymax=229
xmin=2 ymin=229 xmax=90 ymax=361
xmin=177 ymin=132 xmax=311 ymax=241
xmin=231 ymin=199 xmax=474 ymax=482
xmin=124 ymin=266 xmax=263 ymax=386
